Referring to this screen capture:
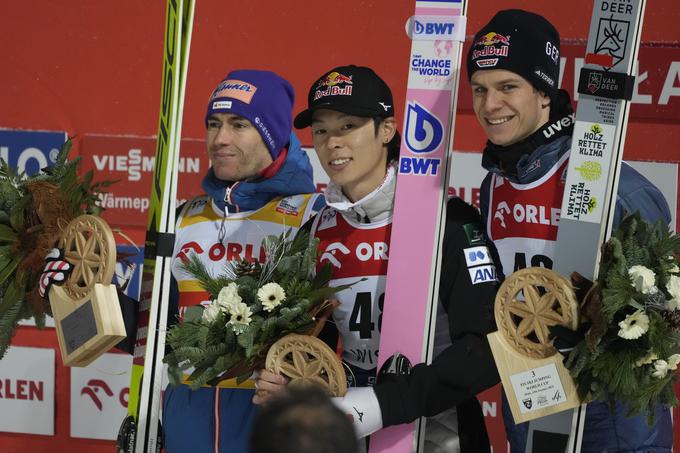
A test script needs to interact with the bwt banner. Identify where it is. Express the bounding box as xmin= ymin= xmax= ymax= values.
xmin=0 ymin=129 xmax=66 ymax=176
